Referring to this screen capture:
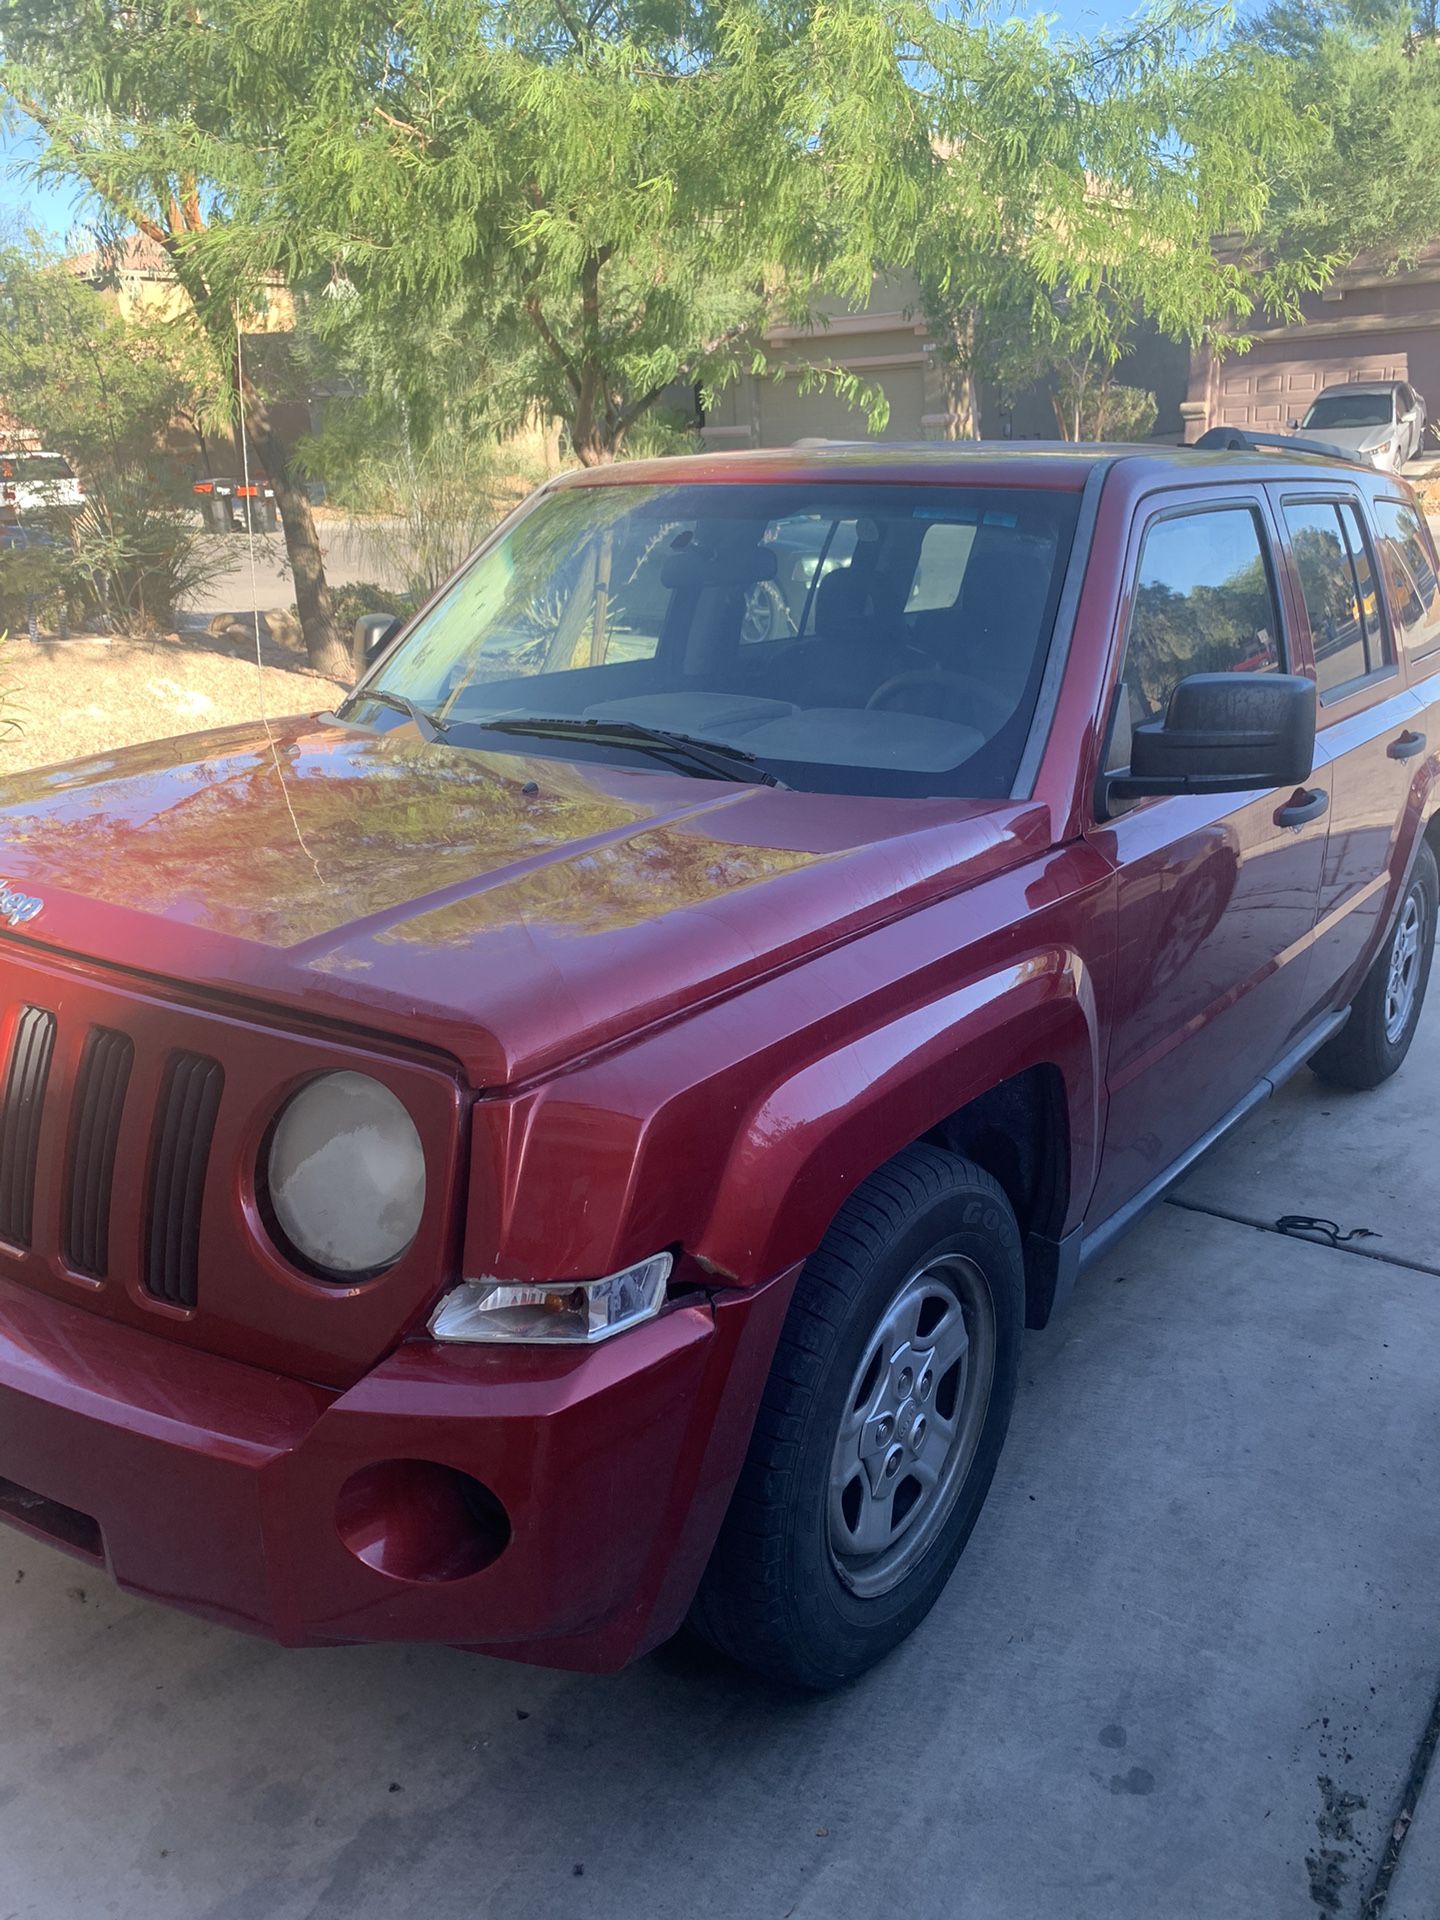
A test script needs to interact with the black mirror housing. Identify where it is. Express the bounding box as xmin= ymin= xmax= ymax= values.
xmin=1109 ymin=672 xmax=1316 ymax=803
xmin=353 ymin=613 xmax=403 ymax=671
